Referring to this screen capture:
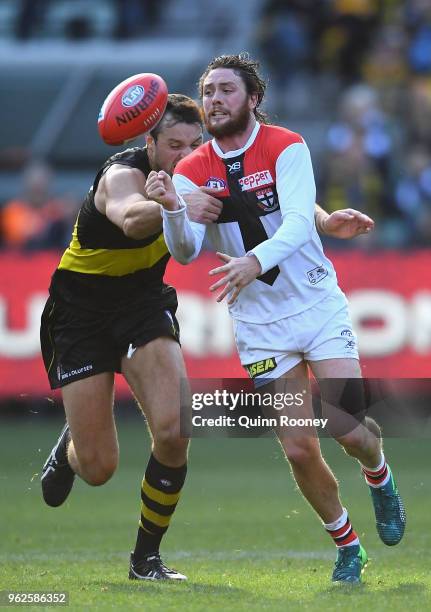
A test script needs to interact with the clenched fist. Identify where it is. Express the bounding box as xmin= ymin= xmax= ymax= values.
xmin=146 ymin=170 xmax=179 ymax=211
